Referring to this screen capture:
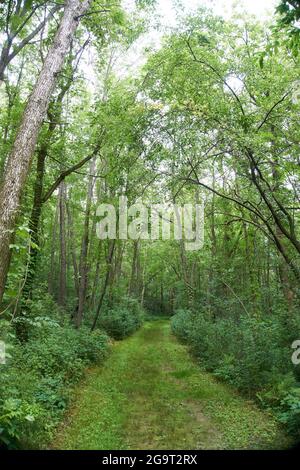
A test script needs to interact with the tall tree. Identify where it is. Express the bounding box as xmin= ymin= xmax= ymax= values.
xmin=0 ymin=1 xmax=62 ymax=82
xmin=0 ymin=0 xmax=92 ymax=303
